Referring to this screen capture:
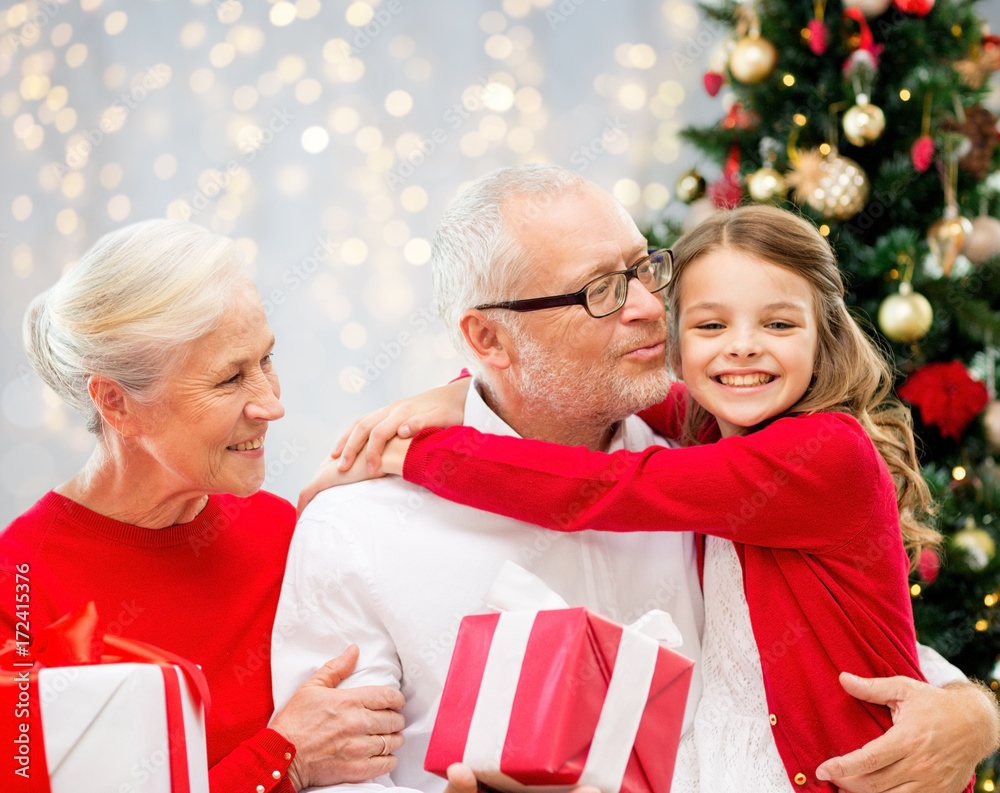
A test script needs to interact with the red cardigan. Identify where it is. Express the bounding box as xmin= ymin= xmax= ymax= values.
xmin=403 ymin=387 xmax=949 ymax=791
xmin=0 ymin=491 xmax=297 ymax=793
